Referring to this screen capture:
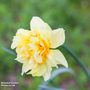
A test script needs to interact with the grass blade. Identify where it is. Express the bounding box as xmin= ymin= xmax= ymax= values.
xmin=38 ymin=67 xmax=84 ymax=90
xmin=62 ymin=44 xmax=90 ymax=81
xmin=2 ymin=47 xmax=16 ymax=56
xmin=39 ymin=85 xmax=67 ymax=90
